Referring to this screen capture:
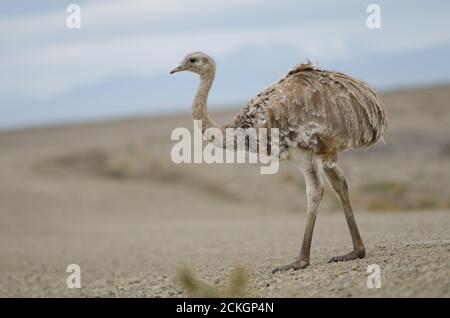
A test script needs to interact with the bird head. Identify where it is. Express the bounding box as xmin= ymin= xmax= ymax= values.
xmin=170 ymin=52 xmax=216 ymax=77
